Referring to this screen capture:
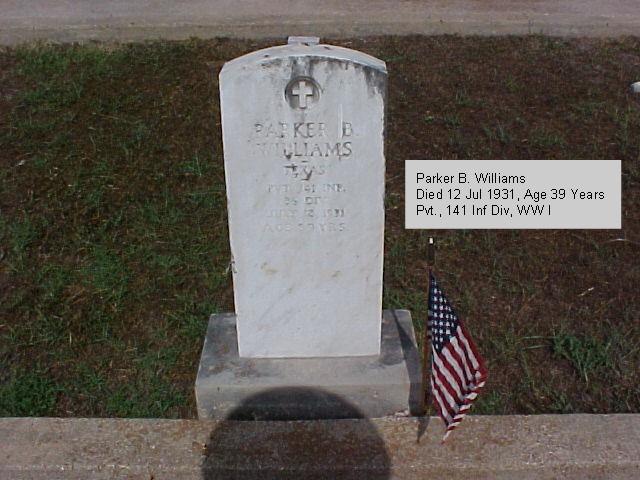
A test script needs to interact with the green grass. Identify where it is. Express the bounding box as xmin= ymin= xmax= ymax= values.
xmin=551 ymin=332 xmax=613 ymax=384
xmin=0 ymin=370 xmax=61 ymax=416
xmin=483 ymin=123 xmax=512 ymax=146
xmin=530 ymin=128 xmax=566 ymax=149
xmin=1 ymin=36 xmax=639 ymax=418
xmin=0 ymin=40 xmax=235 ymax=417
xmin=443 ymin=113 xmax=462 ymax=128
xmin=104 ymin=348 xmax=185 ymax=417
xmin=82 ymin=245 xmax=130 ymax=308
